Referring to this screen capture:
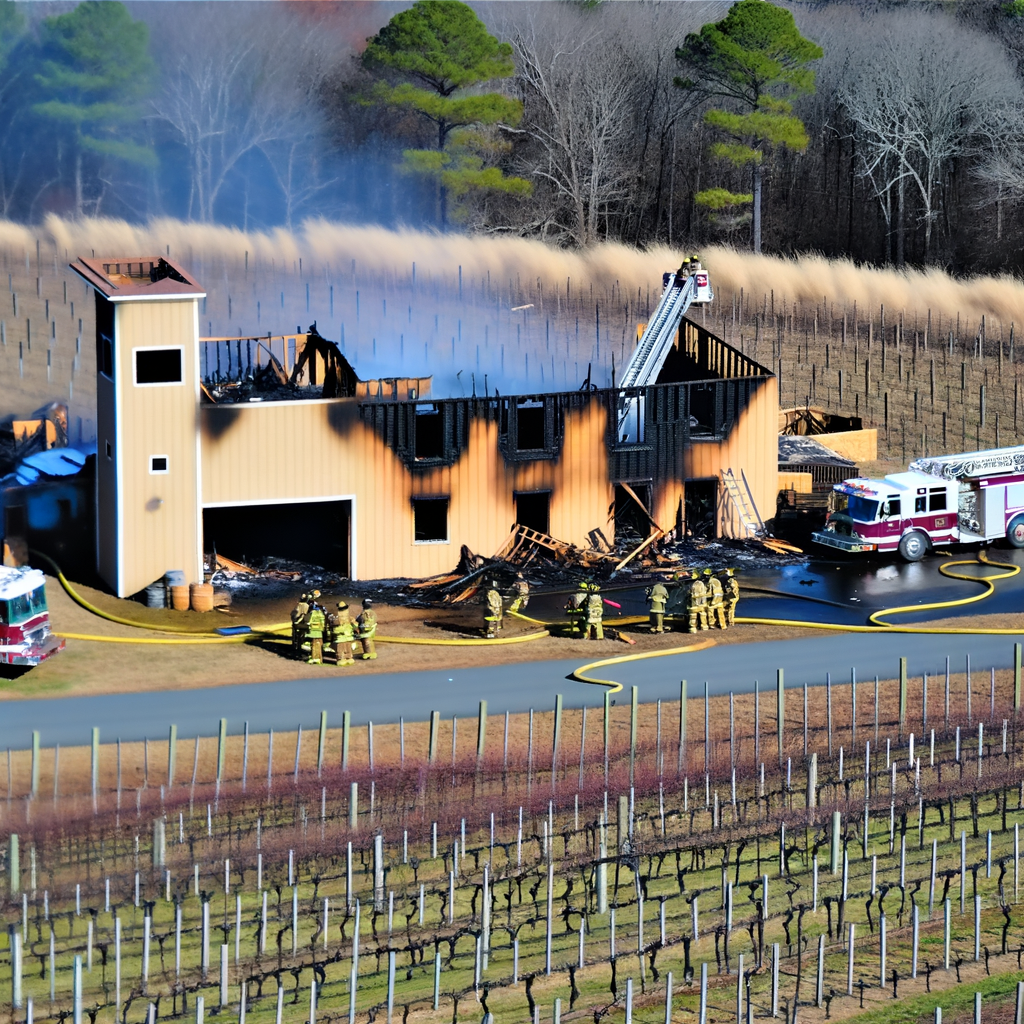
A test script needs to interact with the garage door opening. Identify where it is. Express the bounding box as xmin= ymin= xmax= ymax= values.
xmin=203 ymin=499 xmax=351 ymax=576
